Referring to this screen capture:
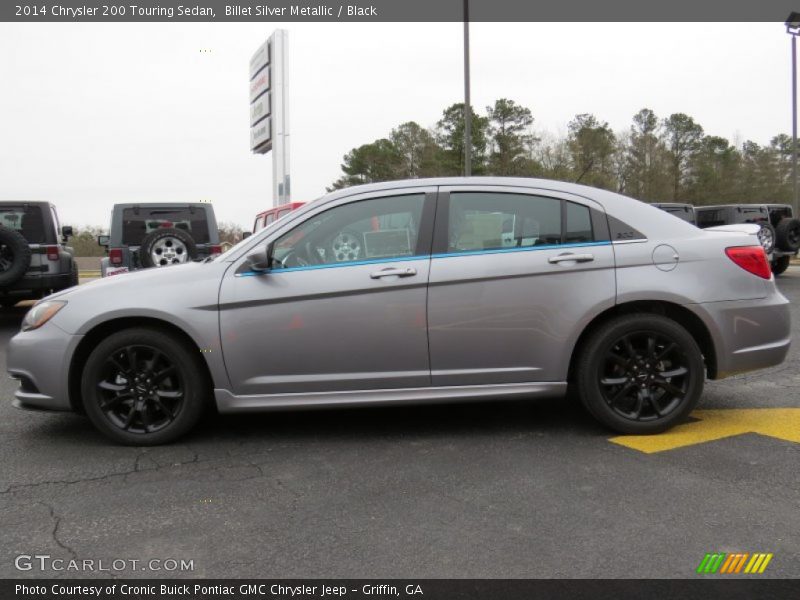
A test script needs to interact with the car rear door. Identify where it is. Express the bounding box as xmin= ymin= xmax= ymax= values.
xmin=219 ymin=186 xmax=437 ymax=395
xmin=427 ymin=185 xmax=616 ymax=386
